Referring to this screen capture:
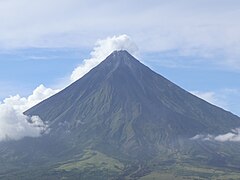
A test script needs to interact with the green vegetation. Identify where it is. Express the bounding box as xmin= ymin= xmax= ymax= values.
xmin=140 ymin=163 xmax=240 ymax=180
xmin=56 ymin=150 xmax=124 ymax=172
xmin=140 ymin=172 xmax=183 ymax=180
xmin=2 ymin=150 xmax=240 ymax=179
